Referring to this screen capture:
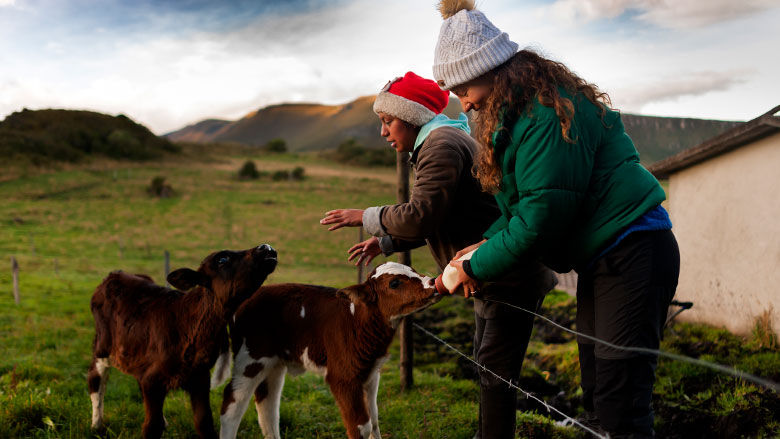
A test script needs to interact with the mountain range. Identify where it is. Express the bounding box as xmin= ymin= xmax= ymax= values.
xmin=165 ymin=96 xmax=742 ymax=165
